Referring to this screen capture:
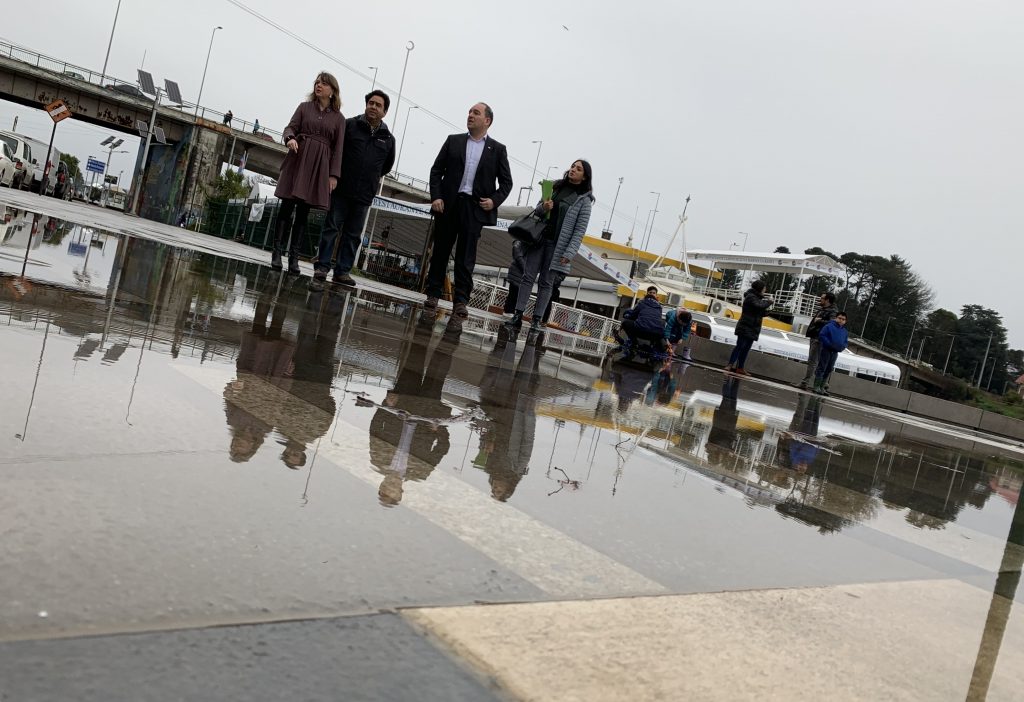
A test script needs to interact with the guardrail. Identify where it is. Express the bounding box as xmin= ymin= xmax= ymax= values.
xmin=0 ymin=38 xmax=282 ymax=141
